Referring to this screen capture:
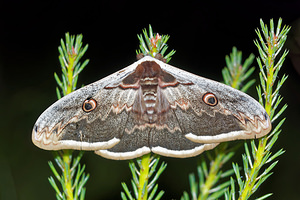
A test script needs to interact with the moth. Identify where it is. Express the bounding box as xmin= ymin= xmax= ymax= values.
xmin=32 ymin=56 xmax=271 ymax=160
